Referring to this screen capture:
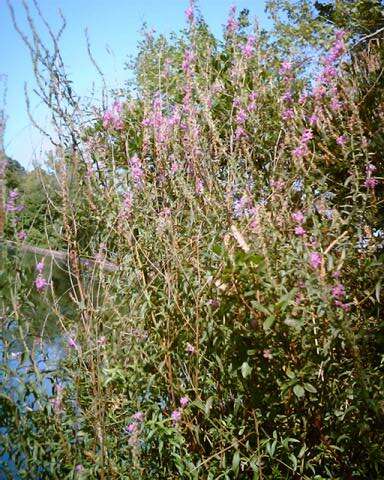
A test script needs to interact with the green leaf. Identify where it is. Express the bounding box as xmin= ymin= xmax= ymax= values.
xmin=232 ymin=451 xmax=240 ymax=476
xmin=241 ymin=361 xmax=252 ymax=378
xmin=304 ymin=383 xmax=317 ymax=393
xmin=293 ymin=385 xmax=305 ymax=398
xmin=263 ymin=315 xmax=275 ymax=331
